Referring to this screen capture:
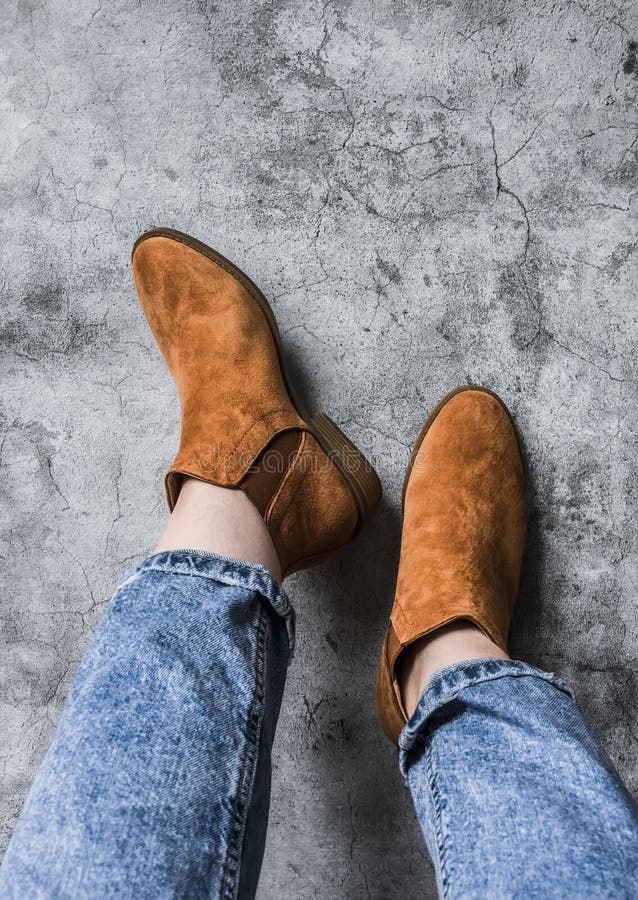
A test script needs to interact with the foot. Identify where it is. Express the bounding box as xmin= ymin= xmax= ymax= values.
xmin=132 ymin=228 xmax=382 ymax=576
xmin=376 ymin=386 xmax=526 ymax=743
